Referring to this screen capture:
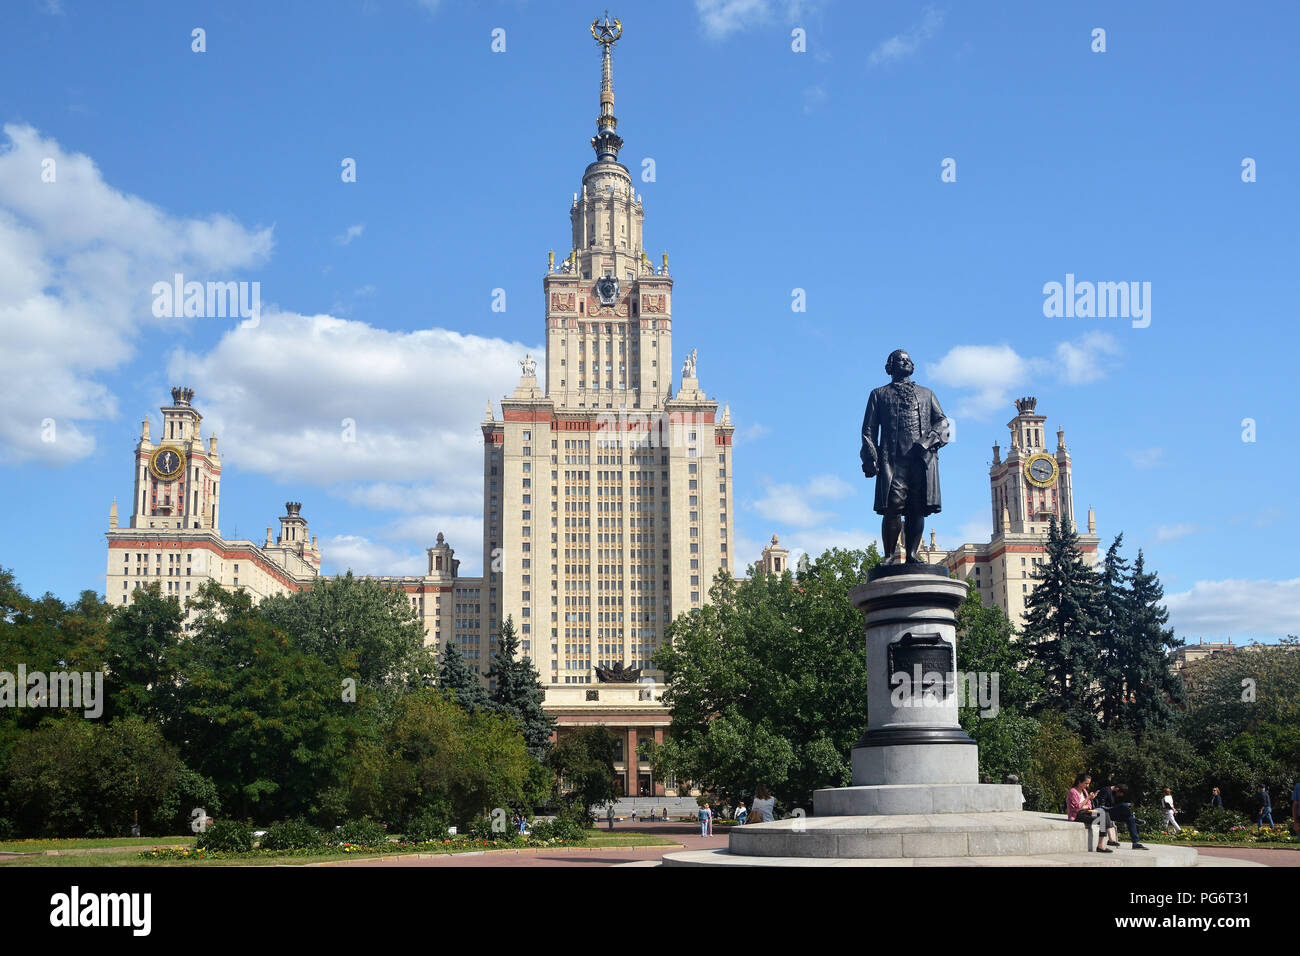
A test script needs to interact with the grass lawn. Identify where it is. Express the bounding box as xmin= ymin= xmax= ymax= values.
xmin=0 ymin=835 xmax=194 ymax=853
xmin=0 ymin=830 xmax=678 ymax=866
